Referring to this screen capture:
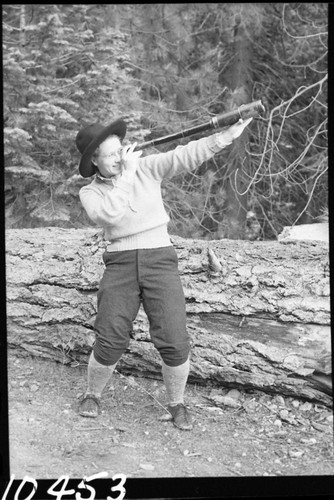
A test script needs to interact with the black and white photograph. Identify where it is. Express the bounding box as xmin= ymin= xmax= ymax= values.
xmin=2 ymin=3 xmax=332 ymax=499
